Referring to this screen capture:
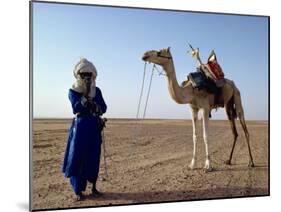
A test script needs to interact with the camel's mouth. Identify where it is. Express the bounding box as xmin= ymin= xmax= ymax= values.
xmin=142 ymin=55 xmax=150 ymax=61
